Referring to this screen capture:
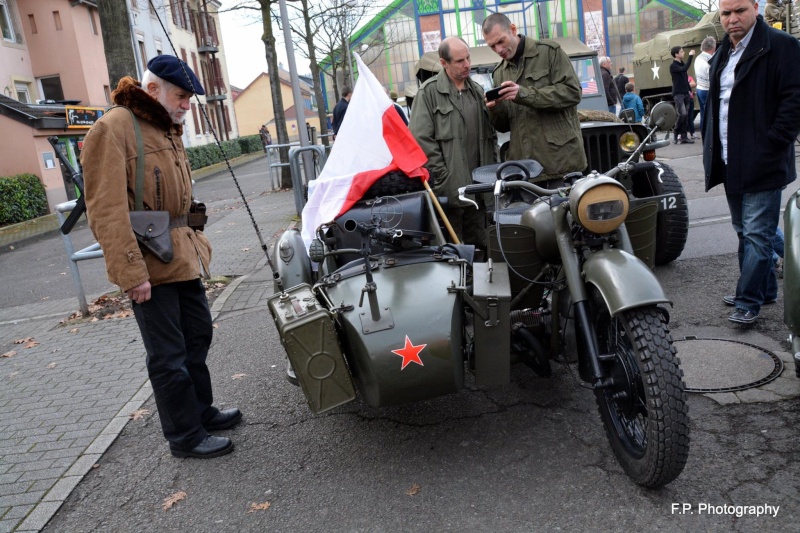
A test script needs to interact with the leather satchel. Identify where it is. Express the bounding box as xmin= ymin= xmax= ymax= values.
xmin=129 ymin=211 xmax=173 ymax=263
xmin=122 ymin=106 xmax=174 ymax=263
